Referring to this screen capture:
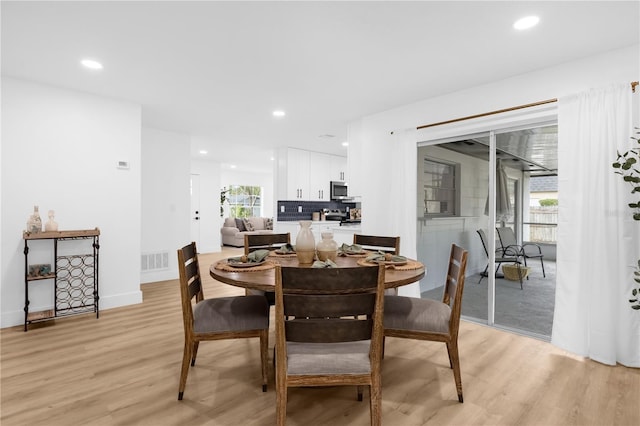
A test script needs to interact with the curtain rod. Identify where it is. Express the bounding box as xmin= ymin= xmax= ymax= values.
xmin=416 ymin=98 xmax=557 ymax=130
xmin=417 ymin=81 xmax=639 ymax=130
